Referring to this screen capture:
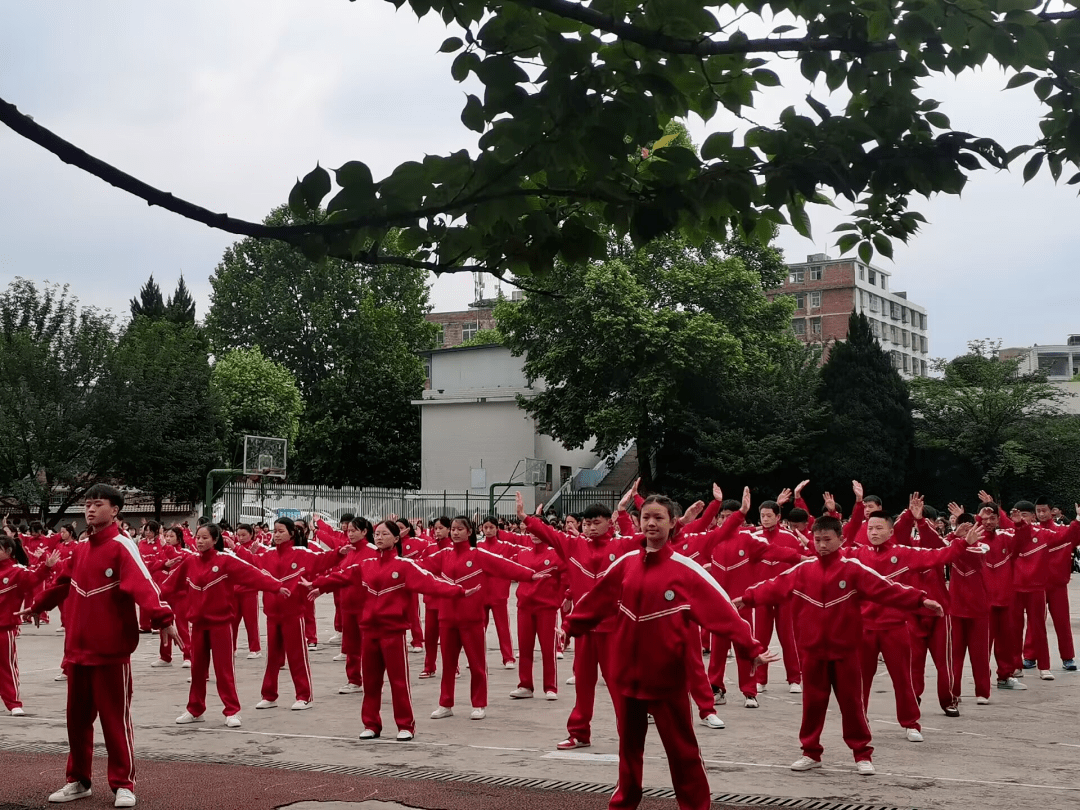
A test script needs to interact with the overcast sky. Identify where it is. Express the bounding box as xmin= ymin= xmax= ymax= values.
xmin=1 ymin=2 xmax=1076 ymax=361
